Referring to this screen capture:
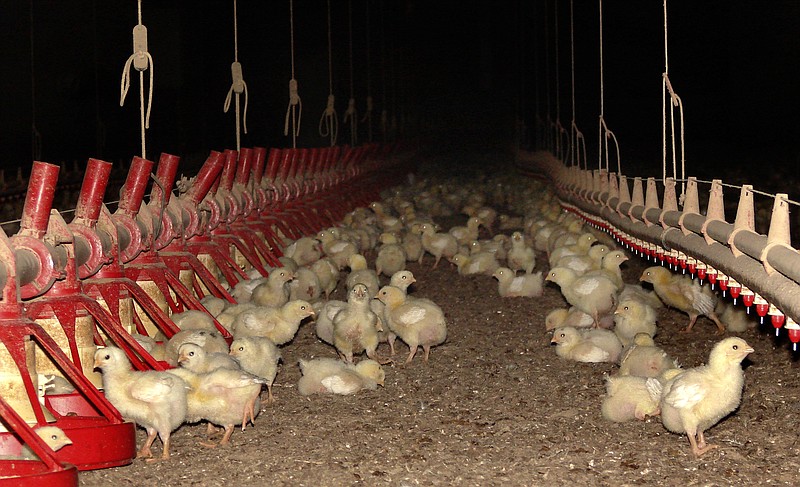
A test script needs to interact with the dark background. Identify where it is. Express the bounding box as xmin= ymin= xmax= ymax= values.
xmin=1 ymin=0 xmax=798 ymax=177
